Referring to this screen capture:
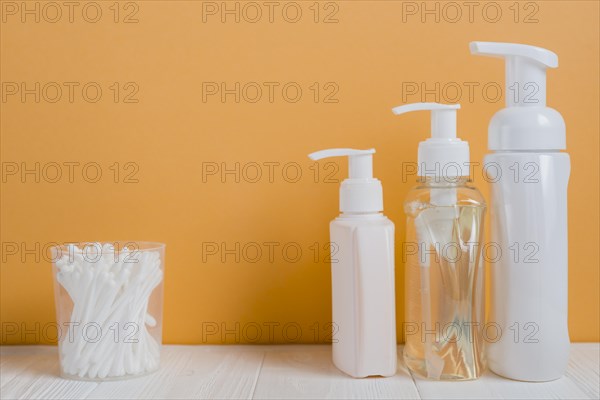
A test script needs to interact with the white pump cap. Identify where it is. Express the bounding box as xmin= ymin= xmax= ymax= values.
xmin=308 ymin=148 xmax=383 ymax=213
xmin=470 ymin=41 xmax=566 ymax=151
xmin=392 ymin=103 xmax=470 ymax=178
